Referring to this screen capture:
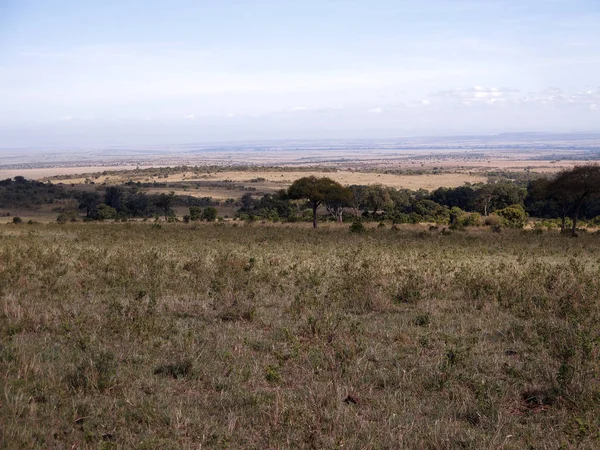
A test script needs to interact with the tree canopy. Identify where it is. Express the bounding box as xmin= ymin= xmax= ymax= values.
xmin=287 ymin=176 xmax=350 ymax=228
